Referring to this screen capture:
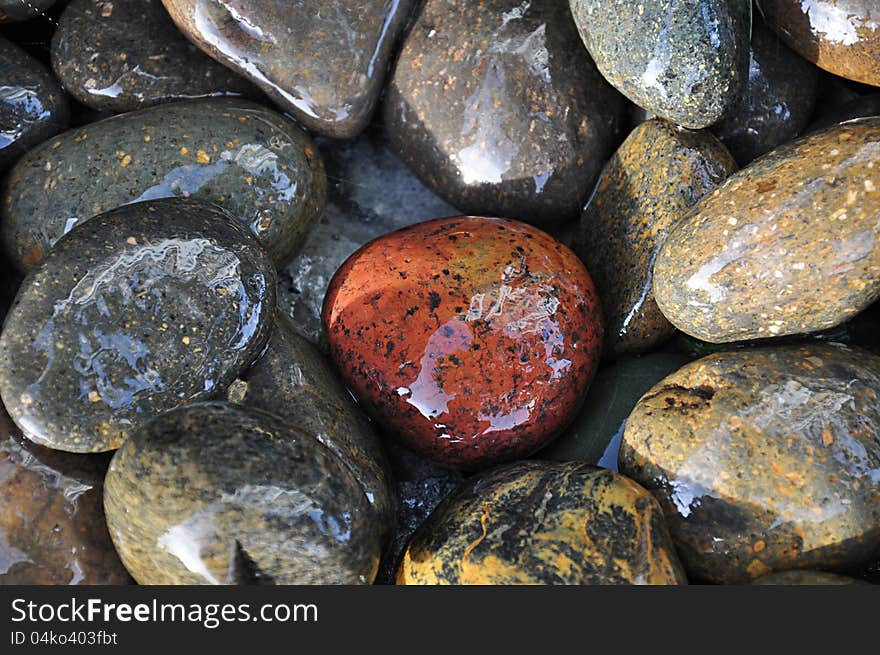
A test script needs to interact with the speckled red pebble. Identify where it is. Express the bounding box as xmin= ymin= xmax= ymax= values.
xmin=322 ymin=216 xmax=603 ymax=470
